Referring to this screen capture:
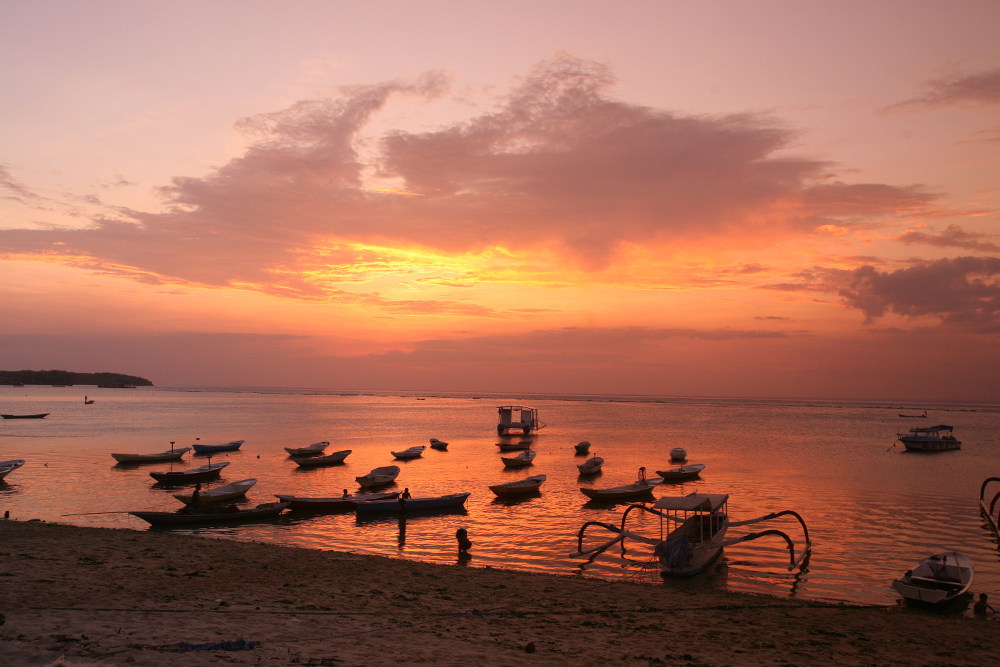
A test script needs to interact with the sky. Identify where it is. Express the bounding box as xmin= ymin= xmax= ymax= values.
xmin=1 ymin=1 xmax=999 ymax=401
